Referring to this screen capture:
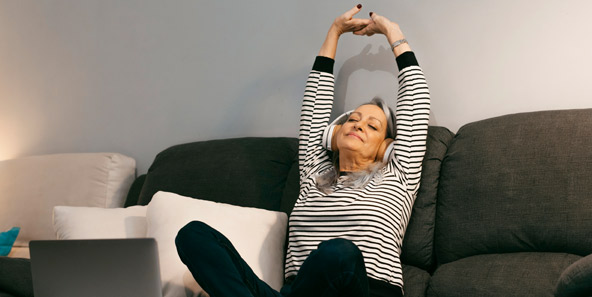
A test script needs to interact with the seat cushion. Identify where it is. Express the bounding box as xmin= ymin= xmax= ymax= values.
xmin=402 ymin=264 xmax=431 ymax=297
xmin=0 ymin=257 xmax=33 ymax=297
xmin=427 ymin=253 xmax=581 ymax=297
xmin=555 ymin=253 xmax=592 ymax=297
